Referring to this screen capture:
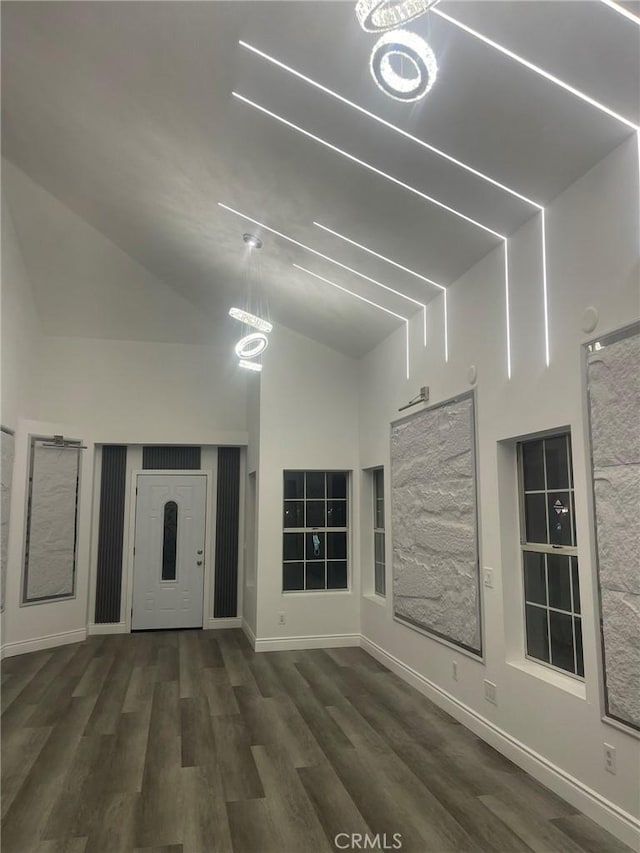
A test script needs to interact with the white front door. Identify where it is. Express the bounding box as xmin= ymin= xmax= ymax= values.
xmin=132 ymin=474 xmax=207 ymax=630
